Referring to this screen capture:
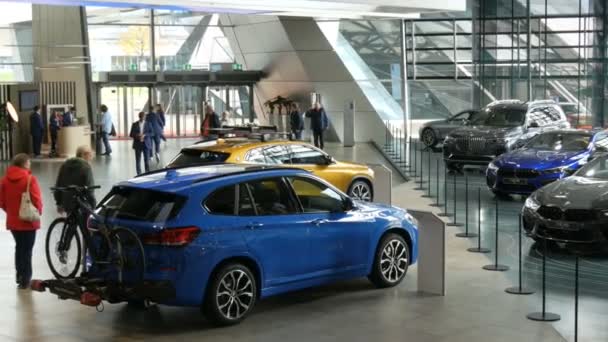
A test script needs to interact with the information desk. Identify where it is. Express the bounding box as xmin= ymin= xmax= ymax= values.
xmin=57 ymin=126 xmax=93 ymax=157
